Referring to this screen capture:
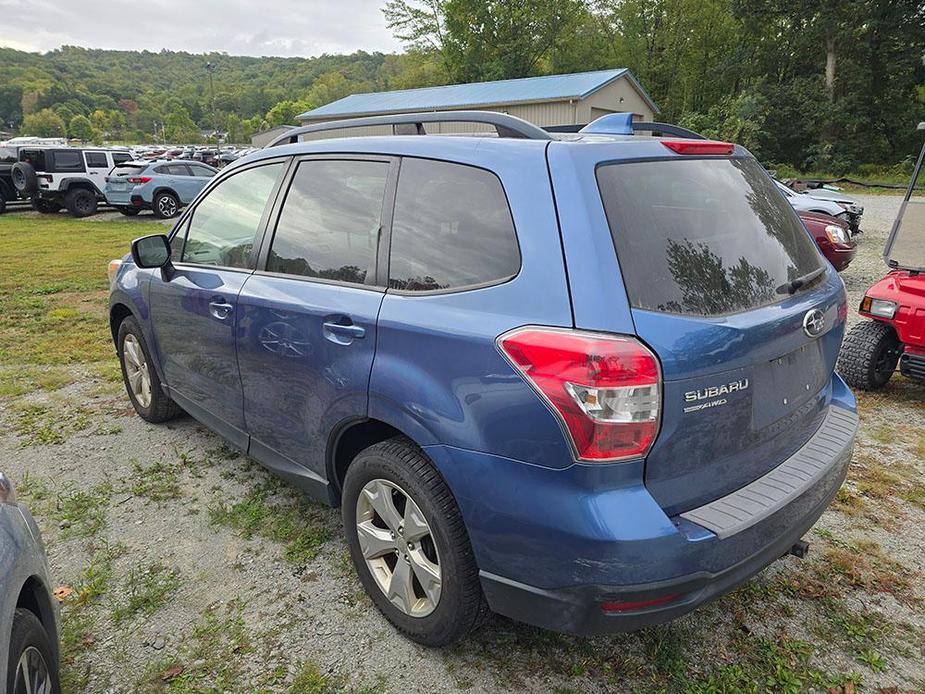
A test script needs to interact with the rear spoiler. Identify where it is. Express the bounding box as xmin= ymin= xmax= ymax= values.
xmin=544 ymin=114 xmax=705 ymax=140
